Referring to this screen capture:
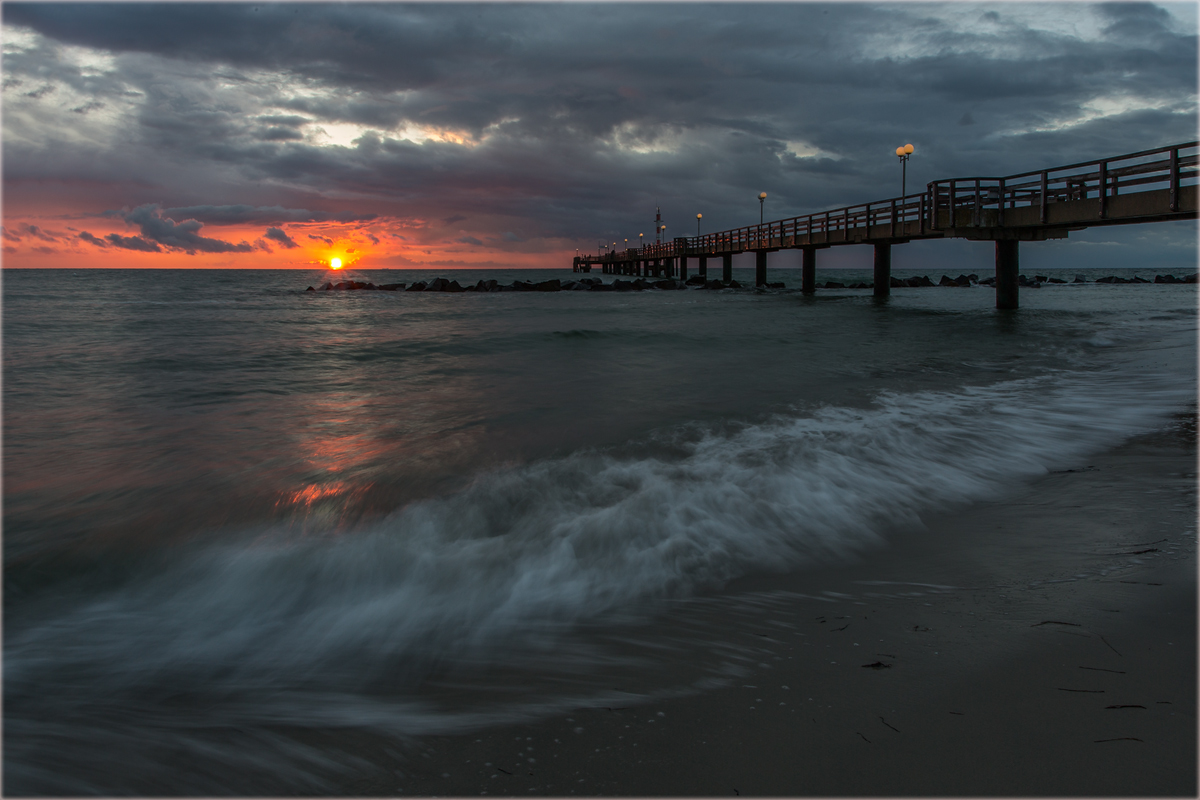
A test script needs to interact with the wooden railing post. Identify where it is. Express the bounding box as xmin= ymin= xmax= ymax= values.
xmin=949 ymin=180 xmax=956 ymax=228
xmin=890 ymin=199 xmax=896 ymax=238
xmin=997 ymin=177 xmax=1006 ymax=226
xmin=1098 ymin=161 xmax=1108 ymax=219
xmin=1170 ymin=148 xmax=1180 ymax=212
xmin=1039 ymin=171 xmax=1048 ymax=224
